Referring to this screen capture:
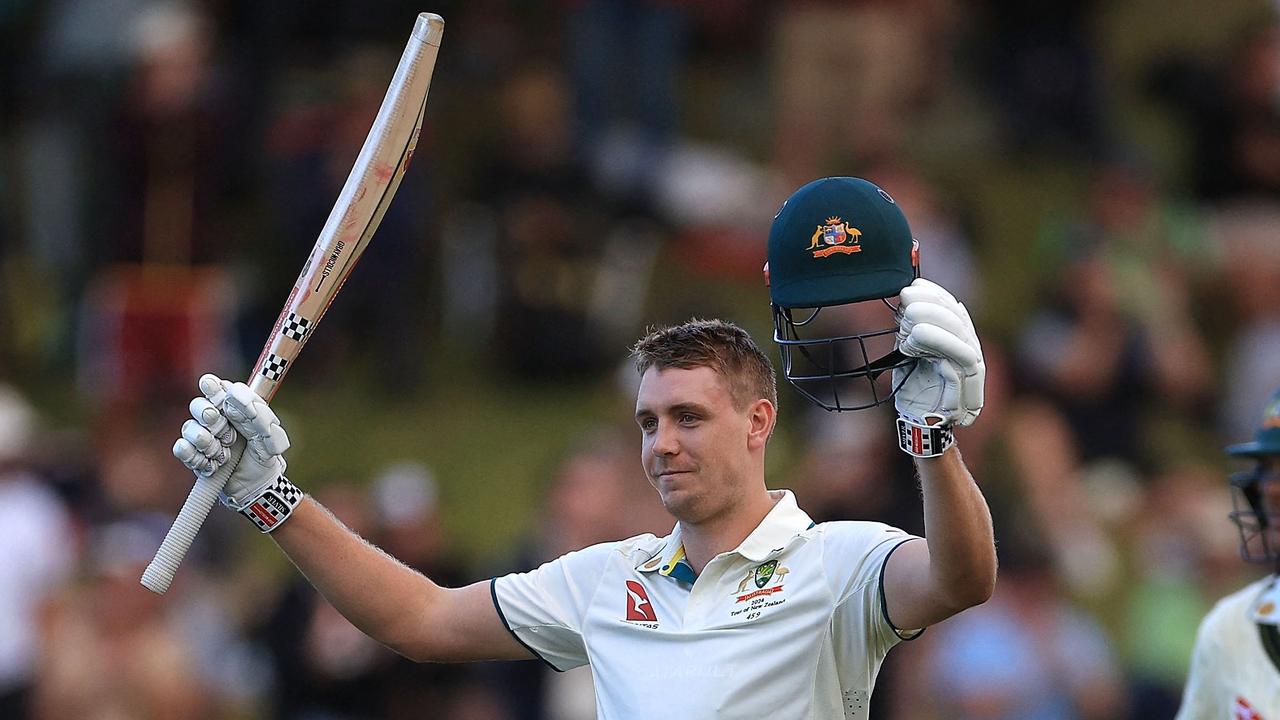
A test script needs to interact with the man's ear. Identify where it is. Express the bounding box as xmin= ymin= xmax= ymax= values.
xmin=747 ymin=398 xmax=776 ymax=450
